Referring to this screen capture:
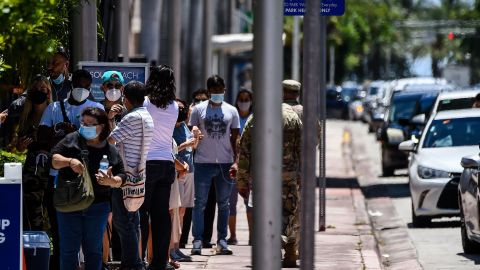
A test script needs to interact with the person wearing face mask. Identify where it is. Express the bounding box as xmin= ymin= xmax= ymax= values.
xmin=282 ymin=79 xmax=303 ymax=118
xmin=106 ymin=81 xmax=154 ymax=270
xmin=51 ymin=107 xmax=126 ymax=270
xmin=39 ymin=69 xmax=104 ymax=270
xmin=101 ymin=70 xmax=127 ymax=127
xmin=226 ymin=88 xmax=254 ymax=246
xmin=9 ymin=76 xmax=53 ymax=231
xmin=189 ymin=75 xmax=240 ymax=256
xmin=171 ymin=99 xmax=196 ymax=262
xmin=47 ymin=47 xmax=73 ymax=102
